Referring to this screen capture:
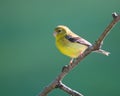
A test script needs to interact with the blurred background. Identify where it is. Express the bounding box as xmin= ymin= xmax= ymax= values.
xmin=0 ymin=0 xmax=120 ymax=96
